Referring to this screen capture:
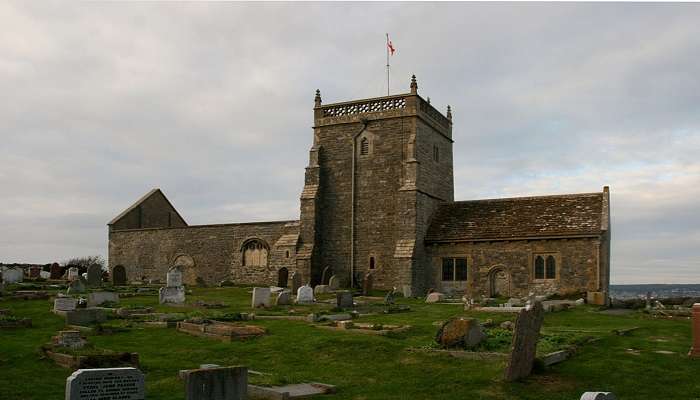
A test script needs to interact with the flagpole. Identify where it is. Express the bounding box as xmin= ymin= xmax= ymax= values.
xmin=386 ymin=33 xmax=390 ymax=96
